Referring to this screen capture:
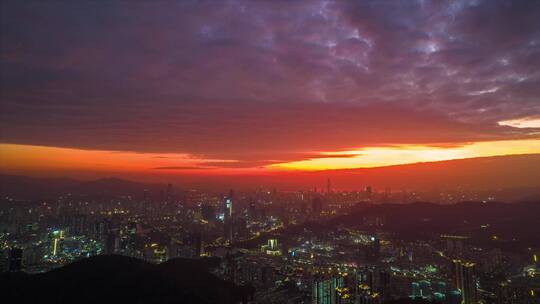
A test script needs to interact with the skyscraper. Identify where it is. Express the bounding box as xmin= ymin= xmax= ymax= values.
xmin=166 ymin=183 xmax=173 ymax=202
xmin=312 ymin=196 xmax=323 ymax=216
xmin=327 ymin=178 xmax=331 ymax=194
xmin=223 ymin=190 xmax=234 ymax=243
xmin=312 ymin=275 xmax=345 ymax=304
xmin=452 ymin=260 xmax=478 ymax=304
xmin=365 ymin=186 xmax=373 ymax=200
xmin=224 ymin=189 xmax=233 ymax=218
